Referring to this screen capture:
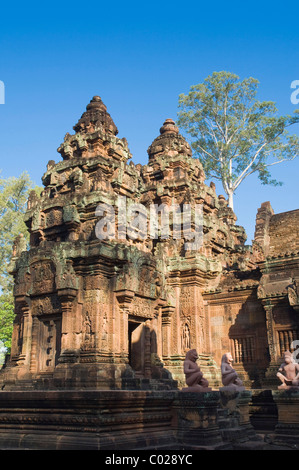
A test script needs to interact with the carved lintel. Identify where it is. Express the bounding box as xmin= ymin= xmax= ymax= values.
xmin=15 ymin=295 xmax=30 ymax=311
xmin=115 ymin=289 xmax=135 ymax=308
xmin=57 ymin=288 xmax=78 ymax=306
xmin=162 ymin=305 xmax=175 ymax=324
xmin=153 ymin=298 xmax=167 ymax=312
